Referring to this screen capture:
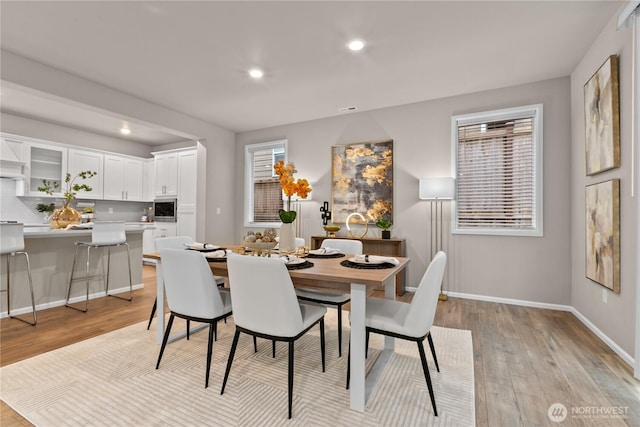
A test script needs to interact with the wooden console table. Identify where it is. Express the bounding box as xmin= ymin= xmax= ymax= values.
xmin=310 ymin=235 xmax=406 ymax=295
